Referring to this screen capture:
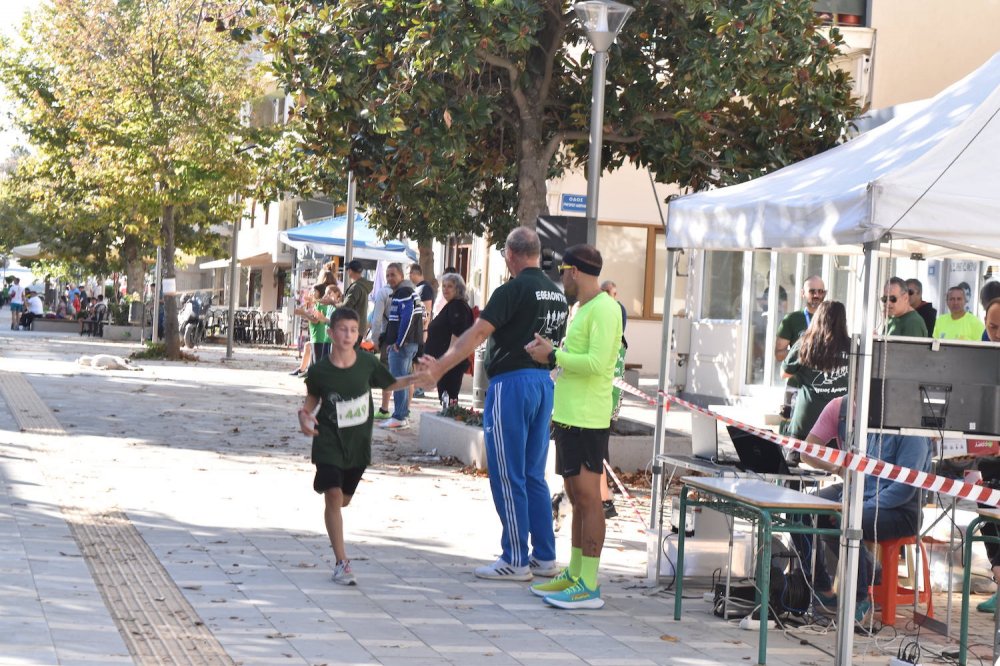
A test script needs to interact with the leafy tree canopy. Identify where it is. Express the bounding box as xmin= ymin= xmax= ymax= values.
xmin=243 ymin=0 xmax=857 ymax=242
xmin=0 ymin=0 xmax=272 ymax=357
